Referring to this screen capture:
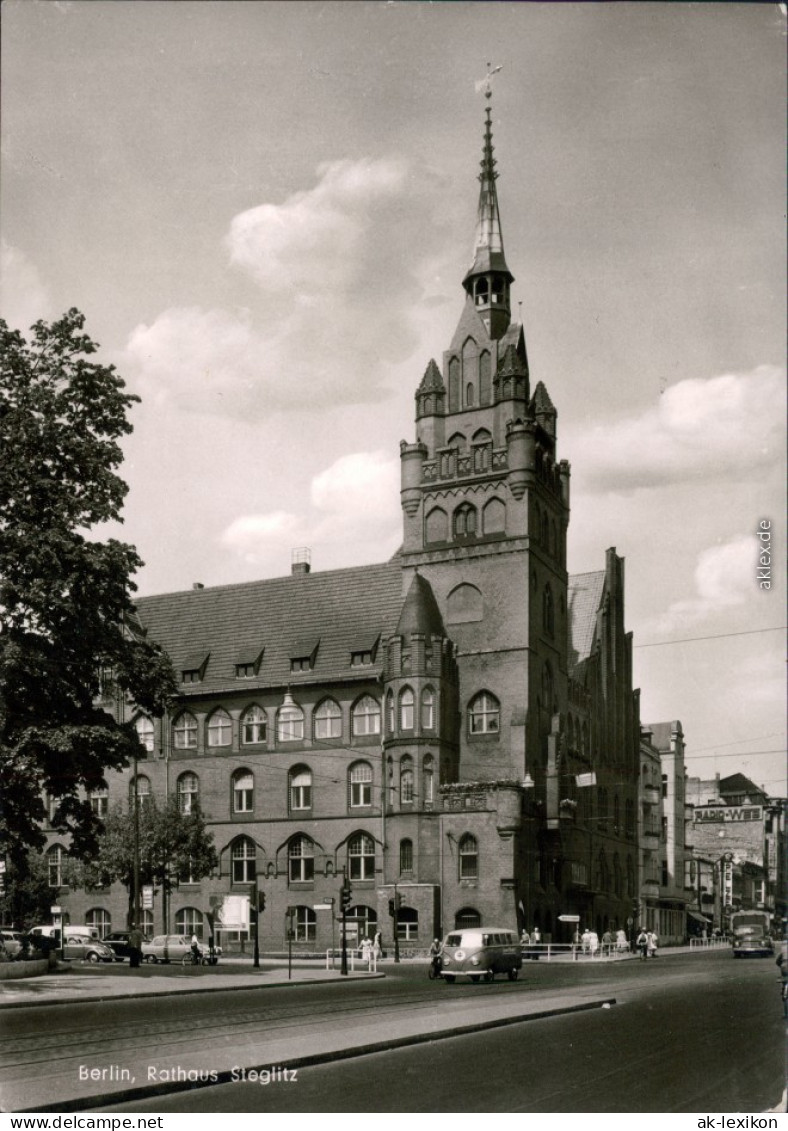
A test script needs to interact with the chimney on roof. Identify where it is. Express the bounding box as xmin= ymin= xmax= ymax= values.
xmin=192 ymin=582 xmax=205 ymax=590
xmin=291 ymin=547 xmax=311 ymax=576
